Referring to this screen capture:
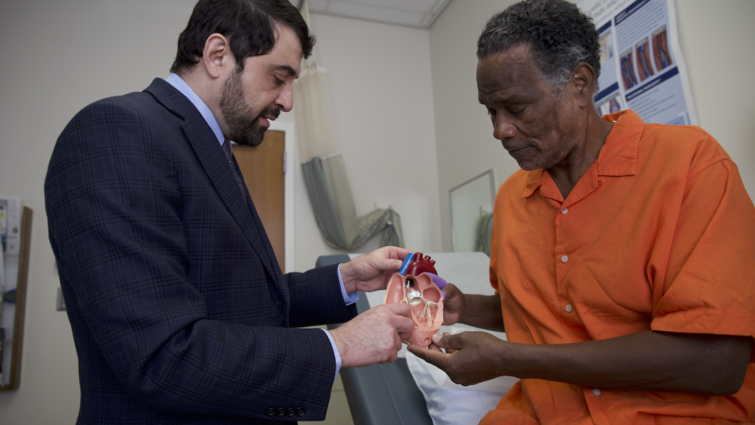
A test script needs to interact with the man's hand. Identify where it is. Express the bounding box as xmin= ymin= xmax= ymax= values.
xmin=441 ymin=283 xmax=465 ymax=326
xmin=339 ymin=246 xmax=411 ymax=294
xmin=409 ymin=331 xmax=512 ymax=386
xmin=329 ymin=303 xmax=415 ymax=368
